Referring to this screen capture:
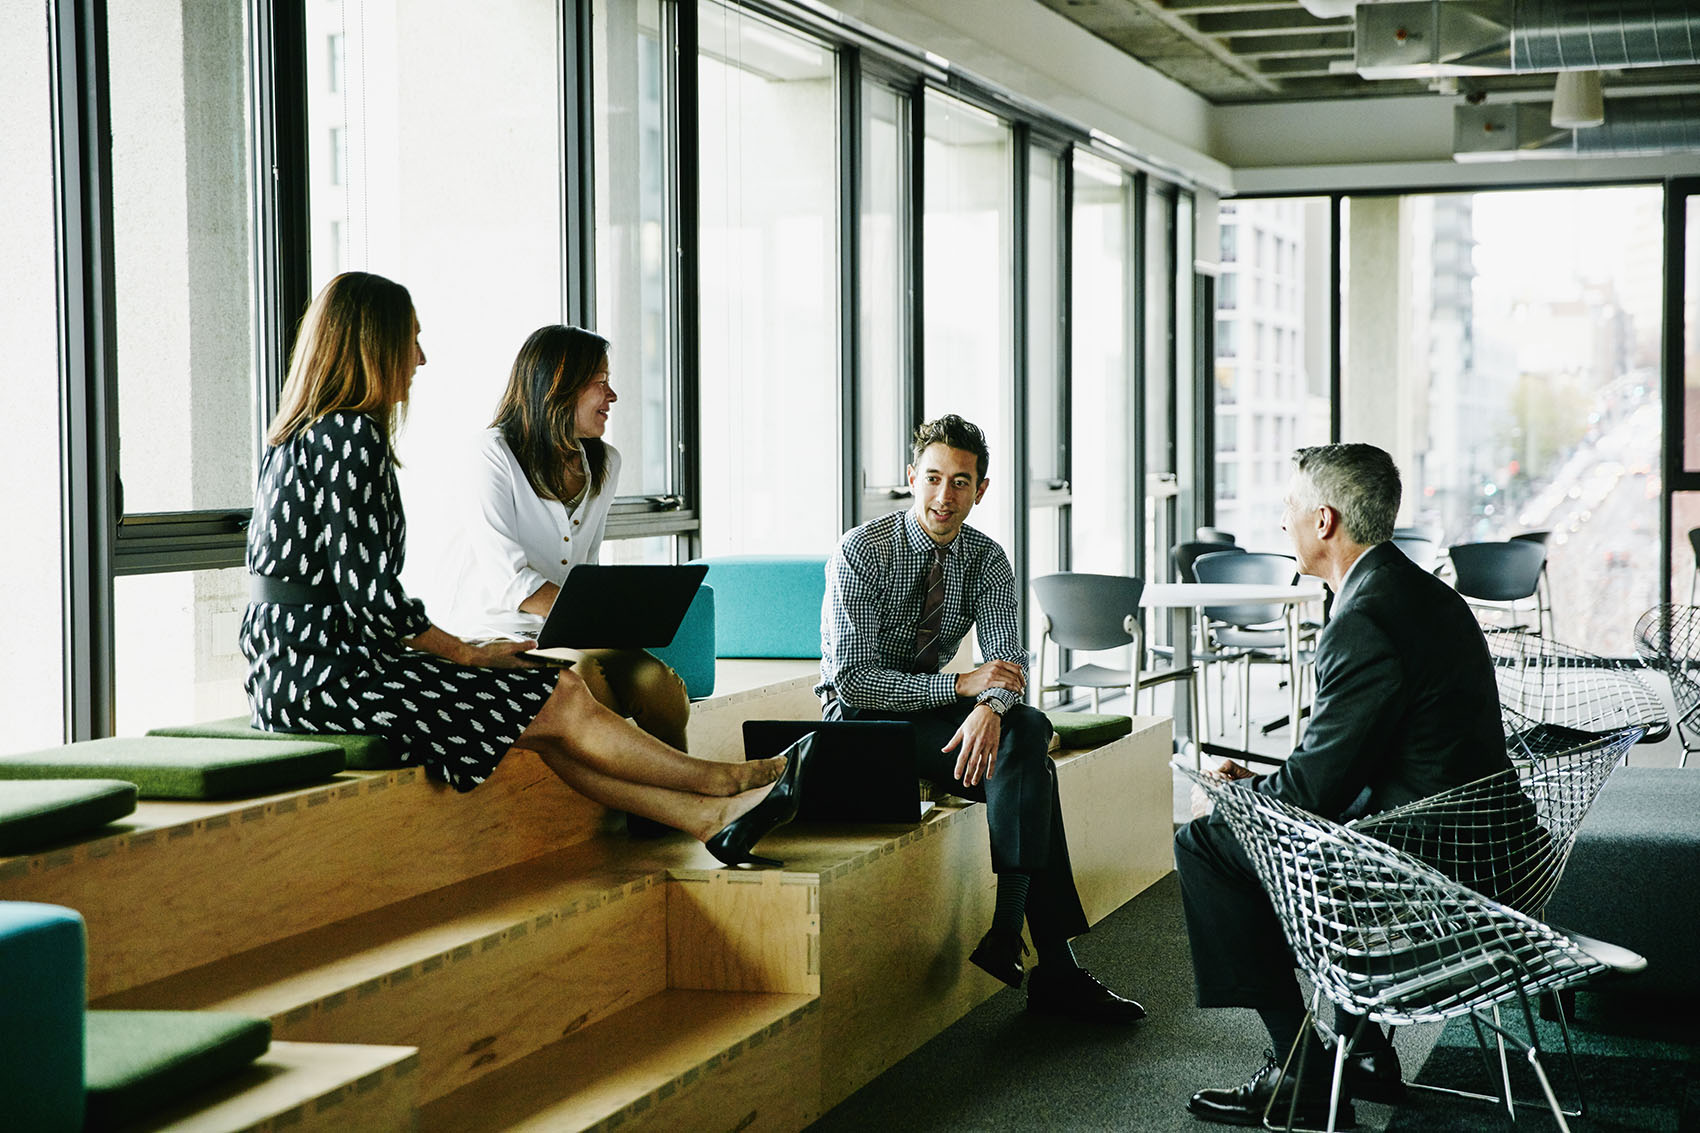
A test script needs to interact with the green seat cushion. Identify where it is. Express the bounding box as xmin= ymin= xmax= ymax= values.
xmin=0 ymin=780 xmax=137 ymax=855
xmin=84 ymin=1010 xmax=271 ymax=1130
xmin=1046 ymin=712 xmax=1133 ymax=749
xmin=148 ymin=716 xmax=398 ymax=770
xmin=0 ymin=737 xmax=344 ymax=800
